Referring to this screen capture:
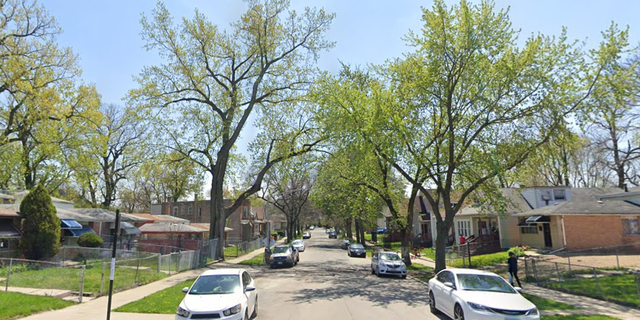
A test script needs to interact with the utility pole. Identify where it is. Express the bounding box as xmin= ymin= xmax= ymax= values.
xmin=106 ymin=209 xmax=120 ymax=320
